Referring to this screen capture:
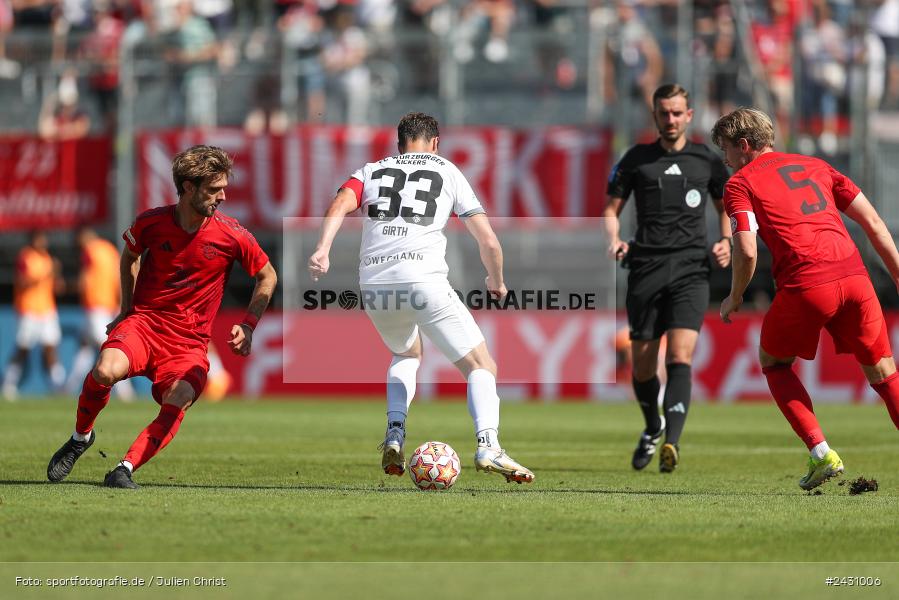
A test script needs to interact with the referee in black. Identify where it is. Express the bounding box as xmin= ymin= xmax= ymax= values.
xmin=603 ymin=84 xmax=731 ymax=472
